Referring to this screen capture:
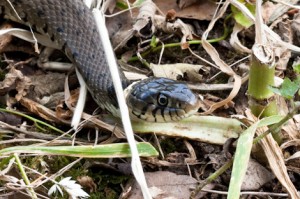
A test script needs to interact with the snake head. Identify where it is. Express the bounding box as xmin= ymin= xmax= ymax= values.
xmin=126 ymin=77 xmax=200 ymax=122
